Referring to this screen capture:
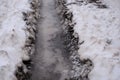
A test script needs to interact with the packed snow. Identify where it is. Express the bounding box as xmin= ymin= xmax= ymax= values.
xmin=0 ymin=0 xmax=32 ymax=80
xmin=66 ymin=0 xmax=120 ymax=80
